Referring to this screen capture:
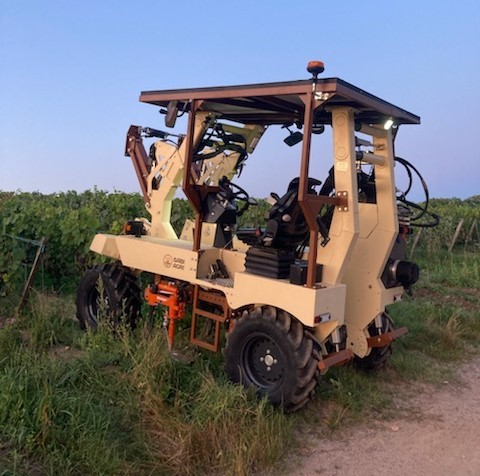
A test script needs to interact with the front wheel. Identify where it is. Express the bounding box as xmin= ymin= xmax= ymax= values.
xmin=224 ymin=306 xmax=320 ymax=412
xmin=76 ymin=264 xmax=141 ymax=330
